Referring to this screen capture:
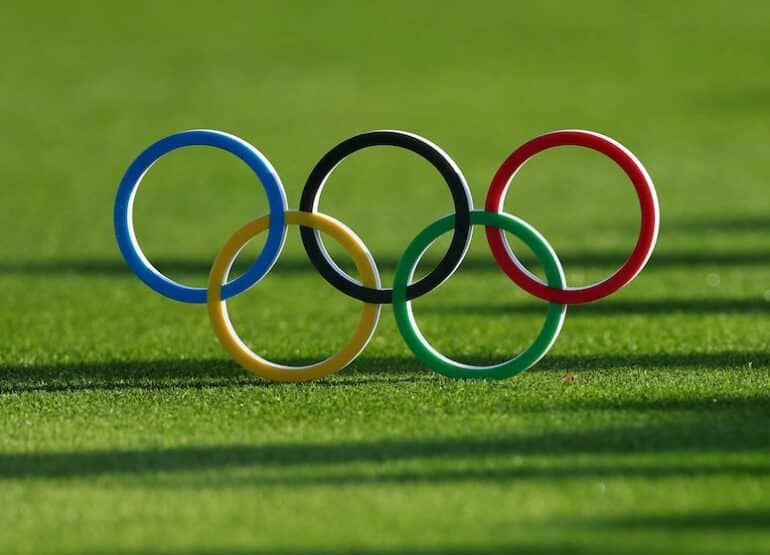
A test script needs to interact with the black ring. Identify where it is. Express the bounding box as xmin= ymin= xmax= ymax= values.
xmin=299 ymin=130 xmax=473 ymax=304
